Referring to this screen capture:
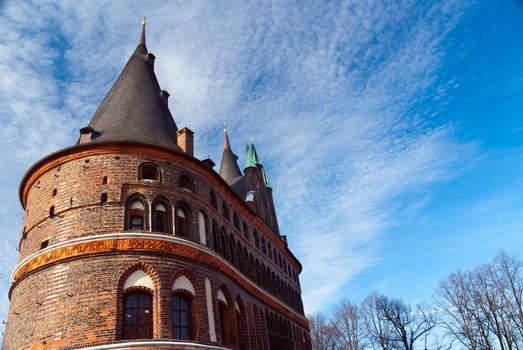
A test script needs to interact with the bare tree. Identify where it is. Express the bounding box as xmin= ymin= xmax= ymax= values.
xmin=375 ymin=296 xmax=436 ymax=350
xmin=331 ymin=299 xmax=368 ymax=350
xmin=361 ymin=292 xmax=394 ymax=350
xmin=437 ymin=252 xmax=523 ymax=350
xmin=309 ymin=312 xmax=338 ymax=350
